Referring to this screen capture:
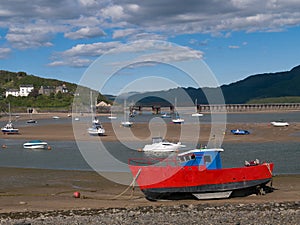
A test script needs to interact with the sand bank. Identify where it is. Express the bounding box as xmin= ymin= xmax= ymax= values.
xmin=0 ymin=167 xmax=299 ymax=213
xmin=2 ymin=120 xmax=300 ymax=143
